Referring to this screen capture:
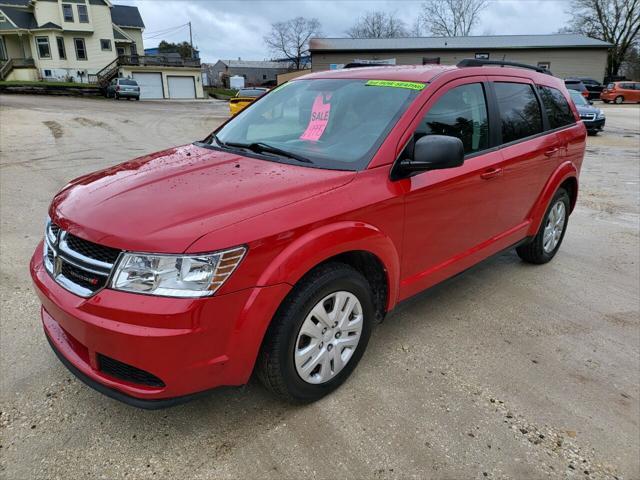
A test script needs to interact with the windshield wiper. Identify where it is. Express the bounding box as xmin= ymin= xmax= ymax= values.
xmin=225 ymin=141 xmax=313 ymax=164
